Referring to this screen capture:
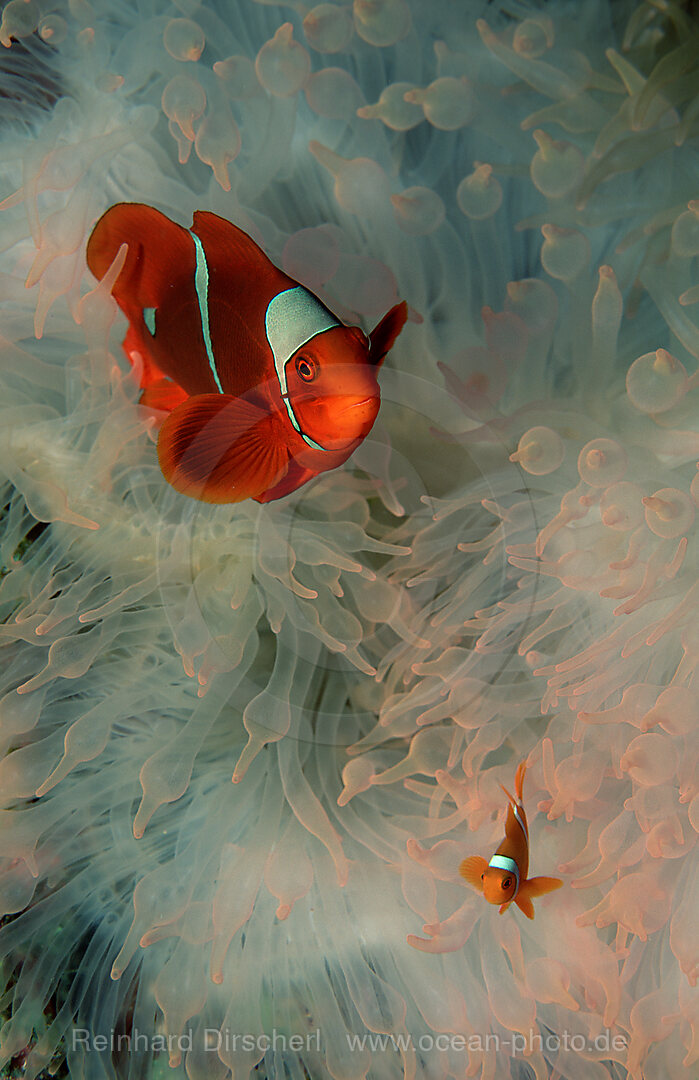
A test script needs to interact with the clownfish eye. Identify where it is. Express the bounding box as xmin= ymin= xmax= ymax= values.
xmin=295 ymin=355 xmax=317 ymax=382
xmin=502 ymin=877 xmax=512 ymax=890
